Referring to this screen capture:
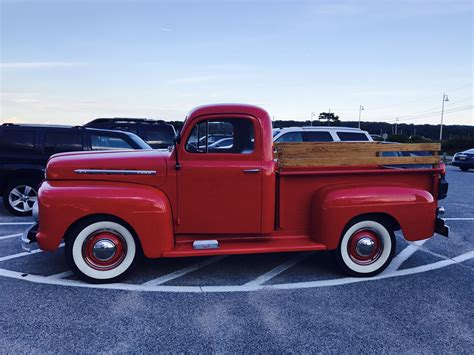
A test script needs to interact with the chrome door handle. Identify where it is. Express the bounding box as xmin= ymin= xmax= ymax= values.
xmin=242 ymin=169 xmax=260 ymax=173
